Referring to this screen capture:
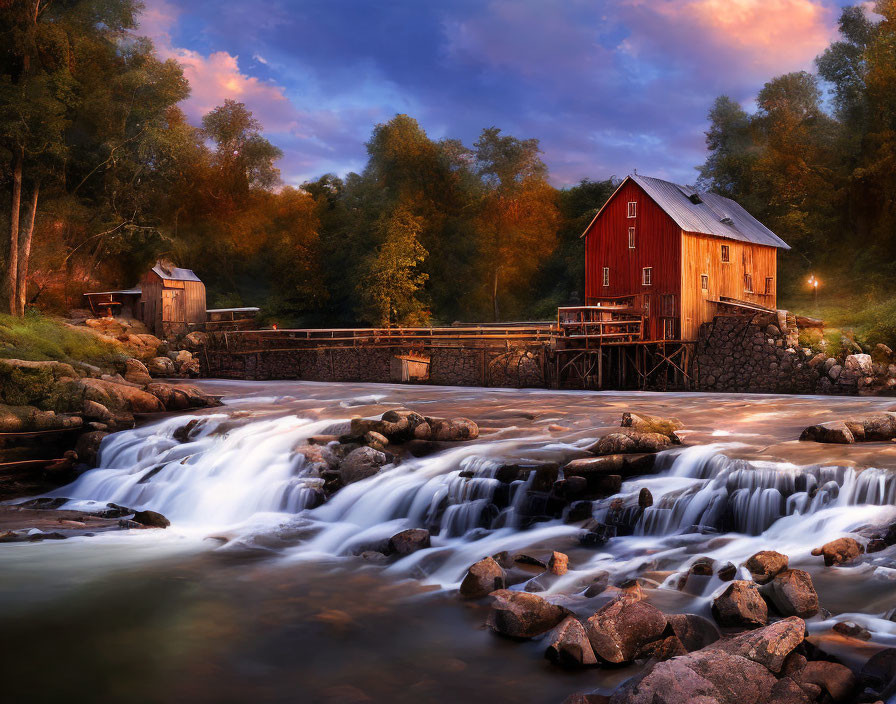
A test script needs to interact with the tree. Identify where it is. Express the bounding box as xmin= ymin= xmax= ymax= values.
xmin=473 ymin=128 xmax=559 ymax=320
xmin=360 ymin=205 xmax=429 ymax=326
